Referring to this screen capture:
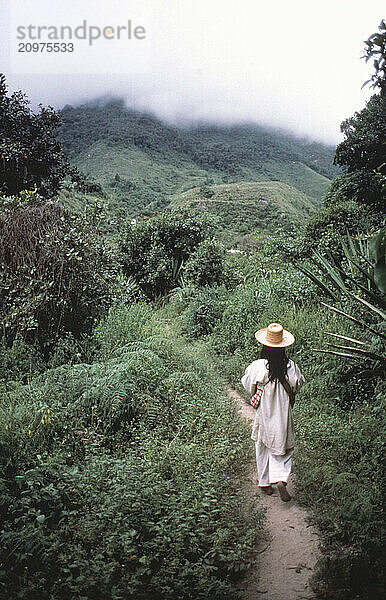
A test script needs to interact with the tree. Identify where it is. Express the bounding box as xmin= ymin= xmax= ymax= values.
xmin=362 ymin=19 xmax=386 ymax=94
xmin=183 ymin=239 xmax=225 ymax=287
xmin=325 ymin=23 xmax=386 ymax=226
xmin=334 ymin=20 xmax=385 ymax=176
xmin=119 ymin=210 xmax=214 ymax=298
xmin=324 ymin=169 xmax=383 ymax=212
xmin=0 ymin=190 xmax=116 ymax=351
xmin=300 ymin=199 xmax=374 ymax=256
xmin=334 ymin=94 xmax=386 ymax=174
xmin=0 ymin=73 xmax=78 ymax=197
